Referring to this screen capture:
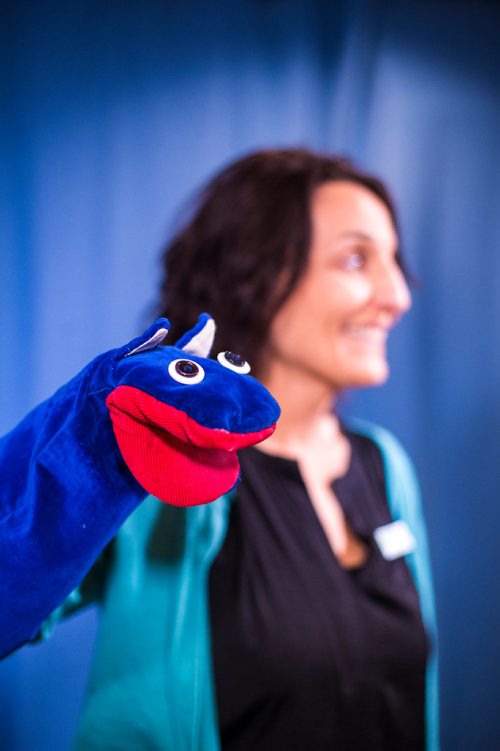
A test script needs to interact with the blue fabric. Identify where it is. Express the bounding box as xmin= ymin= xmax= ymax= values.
xmin=4 ymin=4 xmax=499 ymax=747
xmin=68 ymin=421 xmax=438 ymax=751
xmin=0 ymin=317 xmax=279 ymax=658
